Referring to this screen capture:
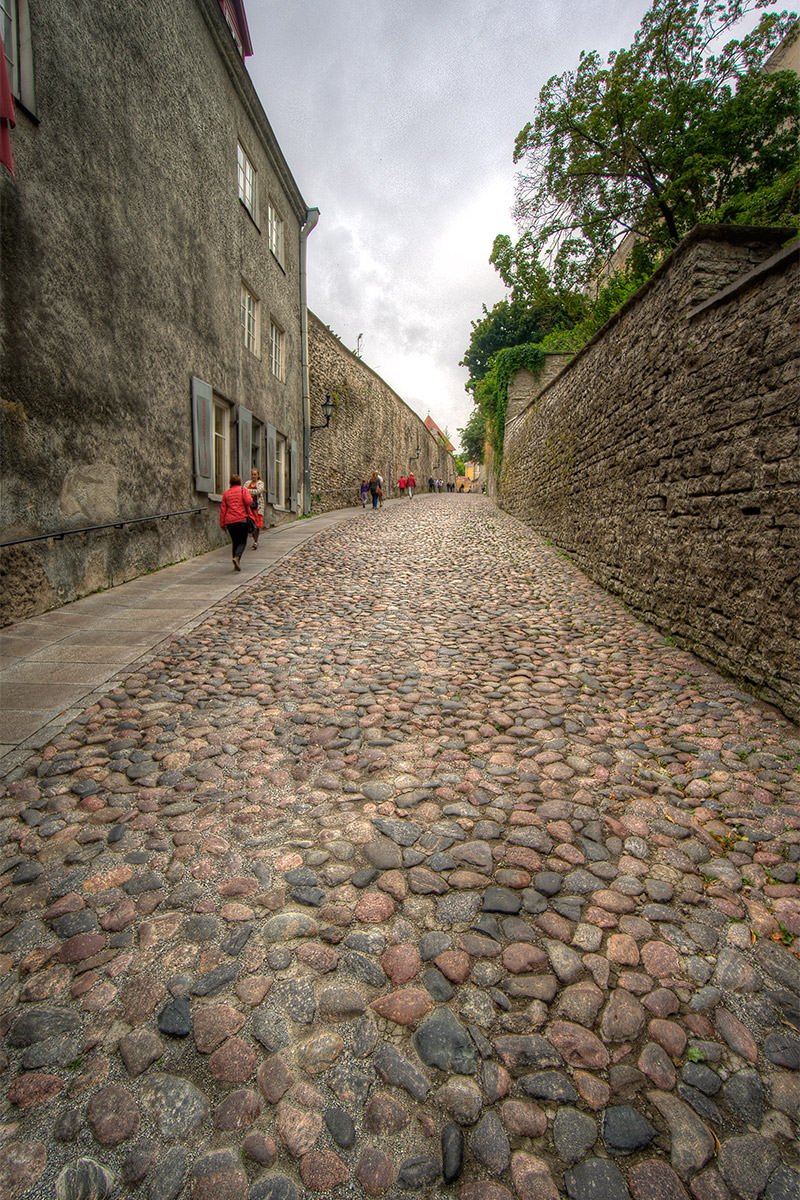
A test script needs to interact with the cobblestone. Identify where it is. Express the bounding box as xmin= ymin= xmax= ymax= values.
xmin=0 ymin=497 xmax=798 ymax=1197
